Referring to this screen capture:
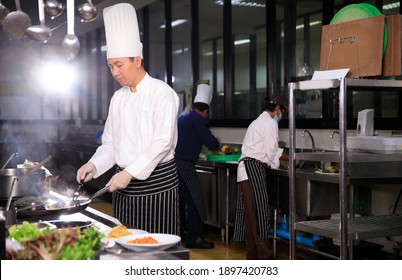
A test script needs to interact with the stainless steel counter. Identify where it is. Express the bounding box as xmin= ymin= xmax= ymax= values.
xmin=268 ymin=163 xmax=402 ymax=218
xmin=195 ymin=159 xmax=239 ymax=244
xmin=196 ymin=159 xmax=402 ymax=219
